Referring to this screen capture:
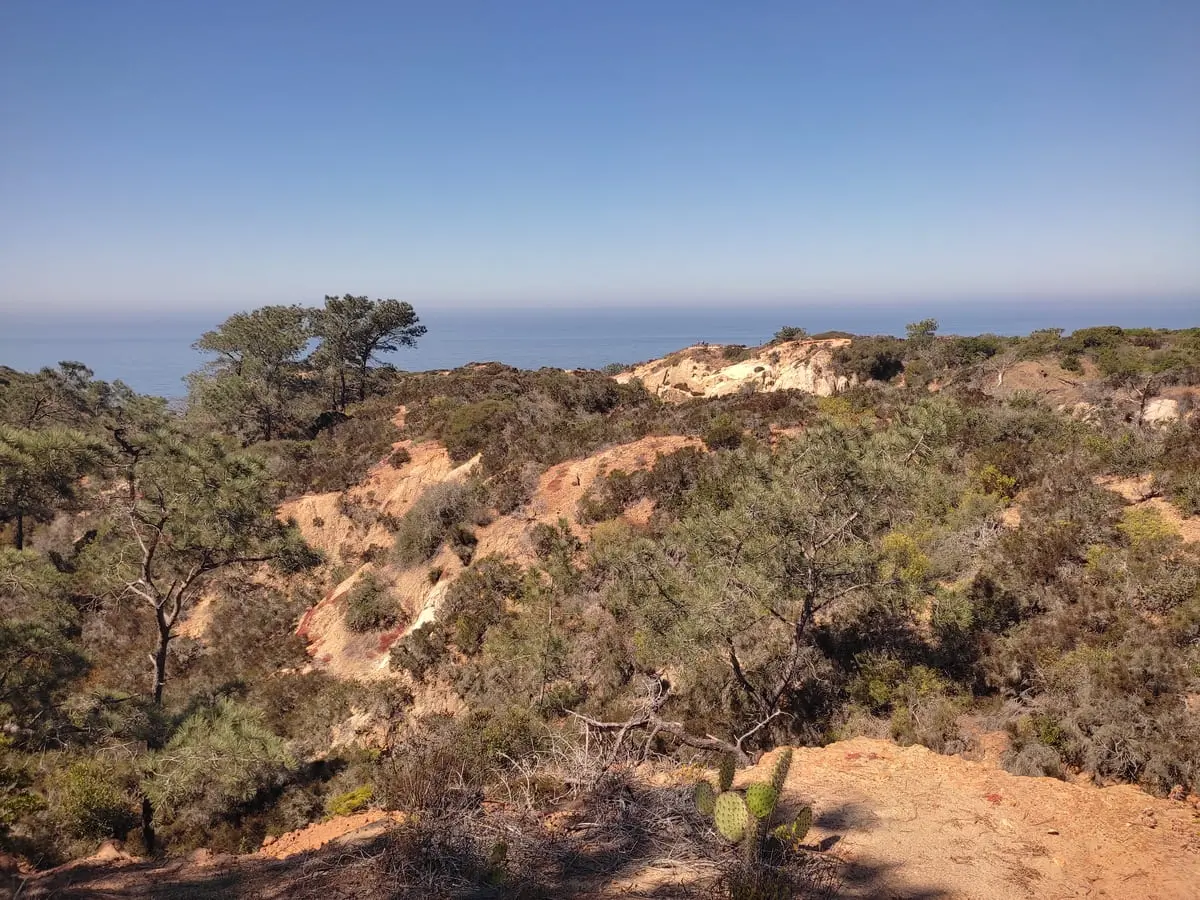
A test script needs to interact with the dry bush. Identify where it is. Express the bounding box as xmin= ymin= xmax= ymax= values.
xmin=393 ymin=481 xmax=484 ymax=567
